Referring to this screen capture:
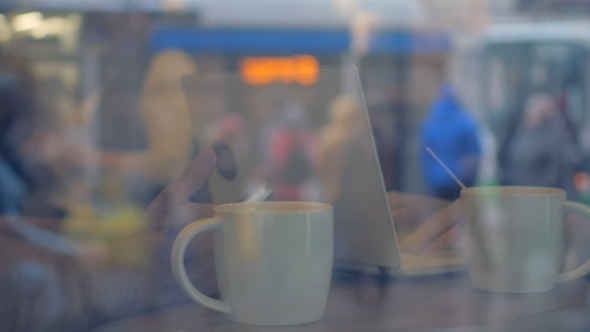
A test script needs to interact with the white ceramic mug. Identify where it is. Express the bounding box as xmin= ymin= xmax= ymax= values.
xmin=171 ymin=201 xmax=333 ymax=325
xmin=462 ymin=186 xmax=590 ymax=293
